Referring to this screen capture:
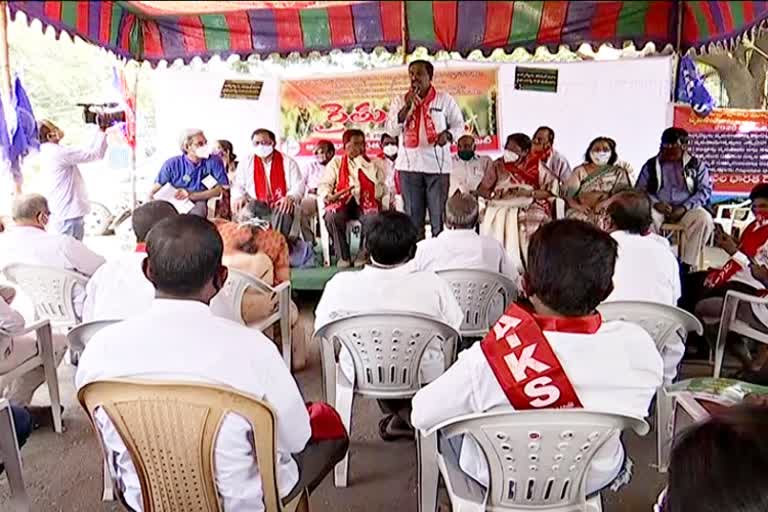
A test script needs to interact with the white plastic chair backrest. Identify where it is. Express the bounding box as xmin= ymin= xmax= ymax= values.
xmin=210 ymin=268 xmax=272 ymax=325
xmin=3 ymin=263 xmax=88 ymax=329
xmin=436 ymin=409 xmax=648 ymax=511
xmin=437 ymin=269 xmax=518 ymax=338
xmin=598 ymin=301 xmax=703 ymax=352
xmin=314 ymin=312 xmax=460 ymax=398
xmin=66 ymin=320 xmax=118 ymax=354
